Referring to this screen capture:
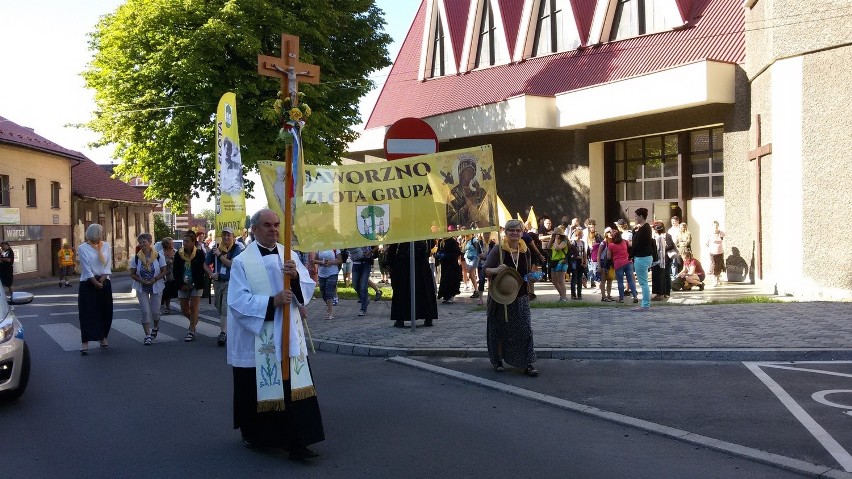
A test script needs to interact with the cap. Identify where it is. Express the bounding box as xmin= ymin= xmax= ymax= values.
xmin=615 ymin=219 xmax=627 ymax=226
xmin=604 ymin=227 xmax=613 ymax=234
xmin=221 ymin=227 xmax=234 ymax=235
